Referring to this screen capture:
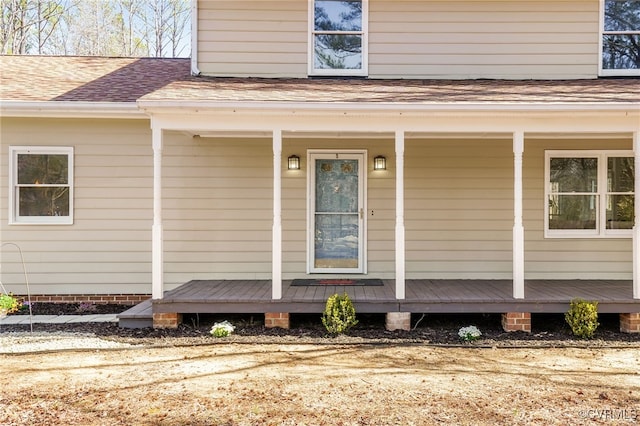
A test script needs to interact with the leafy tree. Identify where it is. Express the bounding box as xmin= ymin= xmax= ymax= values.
xmin=0 ymin=0 xmax=189 ymax=57
xmin=0 ymin=0 xmax=70 ymax=54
